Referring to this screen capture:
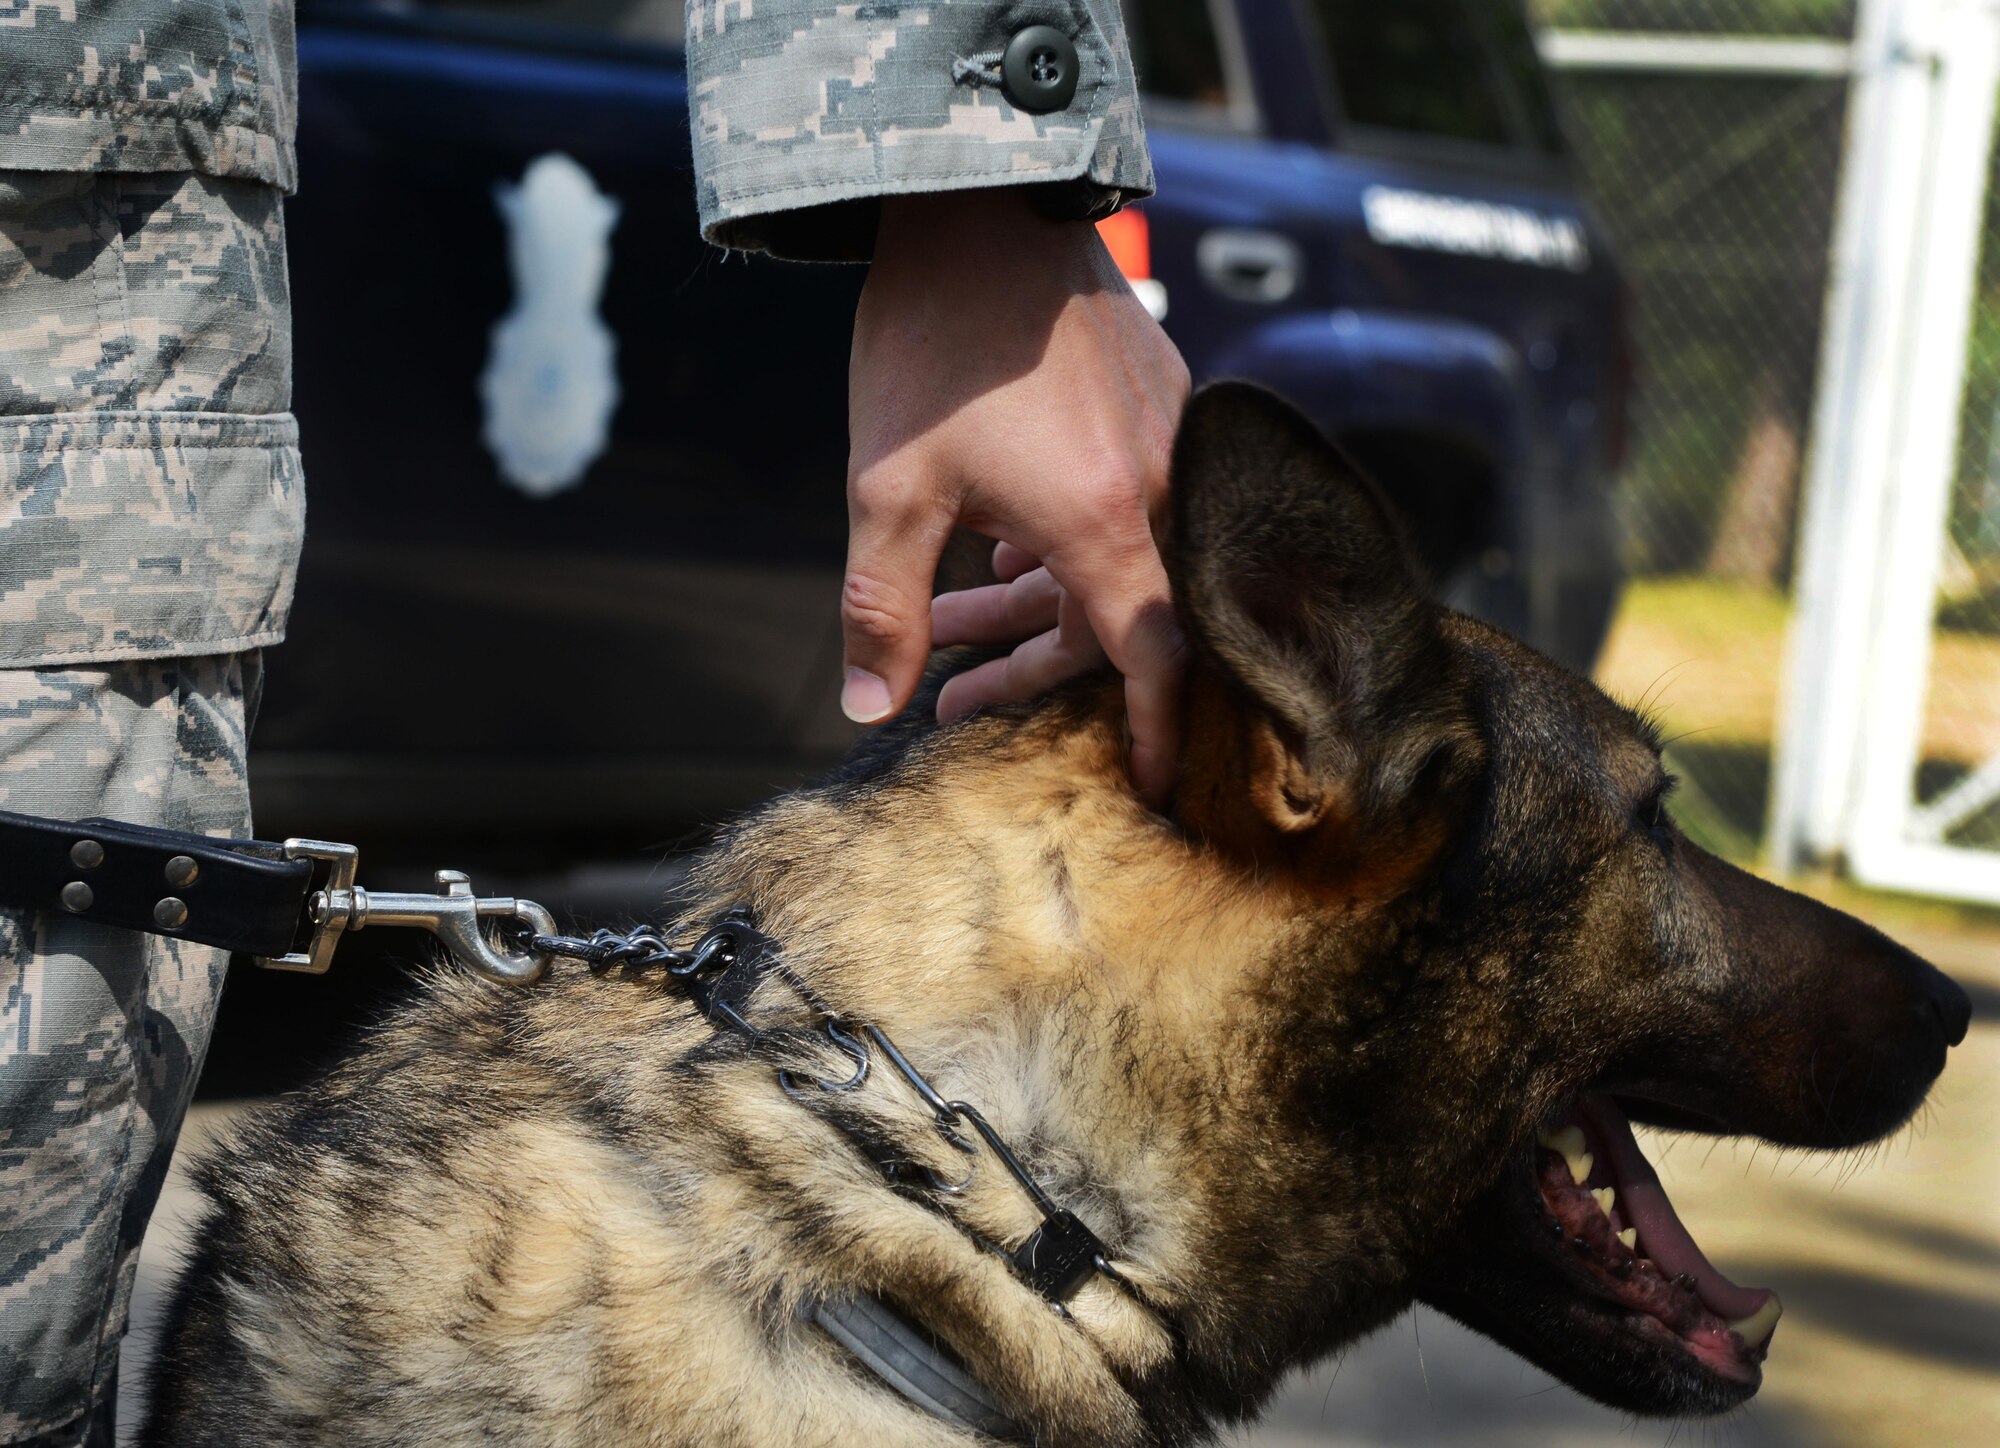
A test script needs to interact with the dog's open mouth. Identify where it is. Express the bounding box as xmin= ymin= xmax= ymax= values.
xmin=1532 ymin=1095 xmax=1781 ymax=1384
xmin=1419 ymin=1089 xmax=1786 ymax=1414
